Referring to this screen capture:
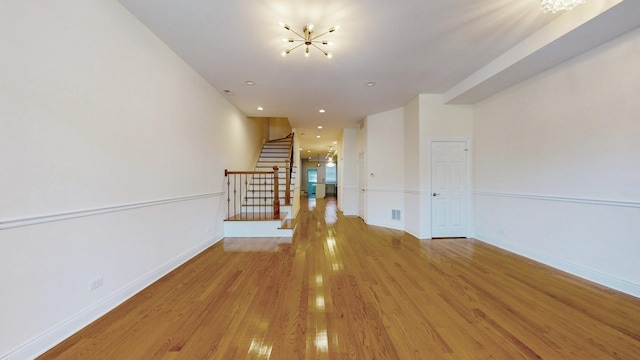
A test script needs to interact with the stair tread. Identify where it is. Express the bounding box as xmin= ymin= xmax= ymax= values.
xmin=240 ymin=204 xmax=292 ymax=207
xmin=225 ymin=212 xmax=288 ymax=221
